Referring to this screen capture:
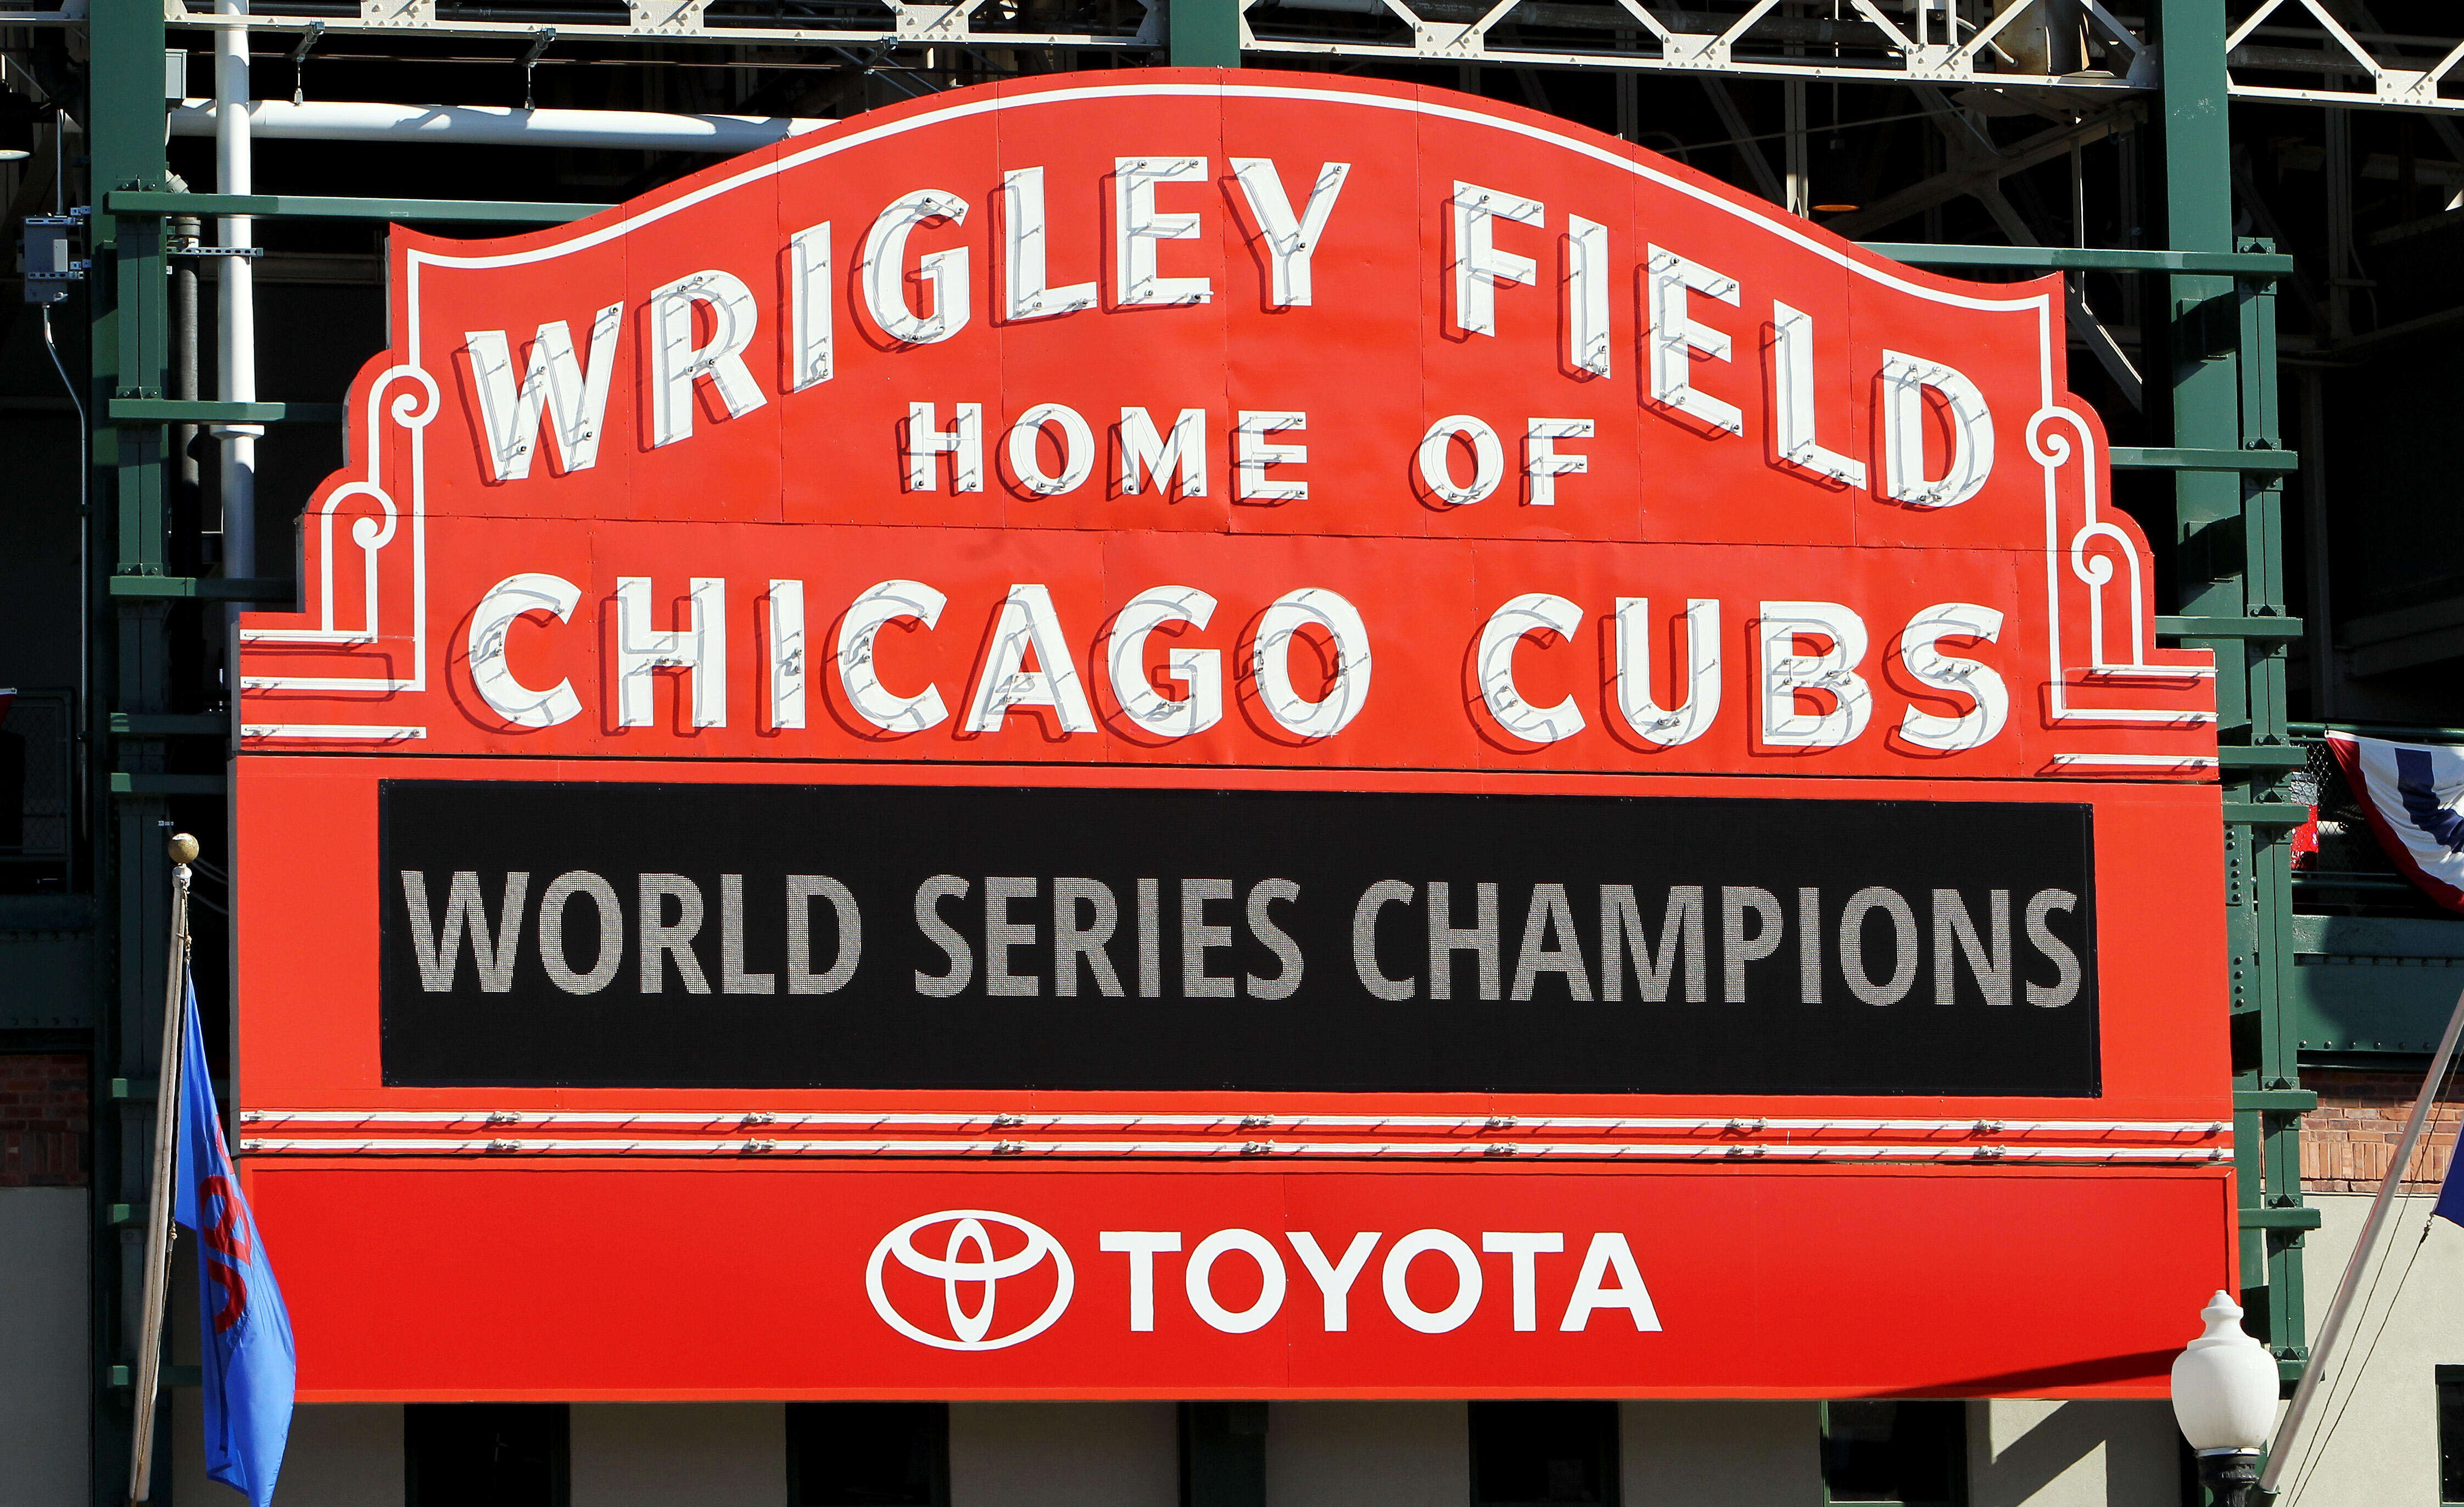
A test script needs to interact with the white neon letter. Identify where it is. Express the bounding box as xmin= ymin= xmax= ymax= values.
xmin=468 ymin=571 xmax=582 ymax=728
xmin=1898 ymin=602 xmax=2008 ymax=751
xmin=464 ymin=300 xmax=622 ymax=481
xmin=1000 ymin=166 xmax=1097 ymax=322
xmin=789 ymin=222 xmax=832 ymax=392
xmin=1007 ymin=403 xmax=1096 ymax=496
xmin=1525 ymin=418 xmax=1591 ymax=506
xmin=964 ymin=583 xmax=1096 ymax=734
xmin=614 ymin=576 xmax=726 ymax=729
xmin=1108 ymin=586 xmax=1220 ymax=739
xmin=1770 ymin=300 xmax=1863 ymax=487
xmin=1759 ymin=600 xmax=1869 ymax=749
xmin=1880 ymin=350 xmax=1995 ymax=507
xmin=648 ymin=271 xmax=766 ymax=449
xmin=1229 ymin=158 xmax=1350 ymax=308
xmin=1614 ymin=597 xmax=1721 ymax=747
xmin=1234 ymin=411 xmax=1308 ymax=502
xmin=1417 ymin=414 xmax=1505 ymax=506
xmin=1451 ymin=181 xmax=1542 ymax=337
xmin=1567 ymin=215 xmax=1610 ymax=376
xmin=1647 ymin=244 xmax=1741 ymax=435
xmin=862 ymin=189 xmax=971 ymax=345
xmin=768 ymin=579 xmax=804 ymax=730
xmin=1115 ymin=156 xmax=1213 ymax=308
xmin=906 ymin=402 xmax=984 ymax=493
xmin=1121 ymin=406 xmax=1208 ymax=498
xmin=836 ymin=579 xmax=948 ymax=734
xmin=1478 ymin=593 xmax=1586 ymax=745
xmin=1253 ymin=588 xmax=1371 ymax=740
